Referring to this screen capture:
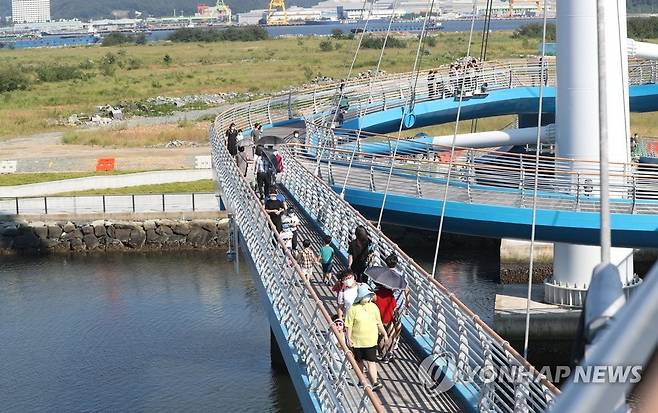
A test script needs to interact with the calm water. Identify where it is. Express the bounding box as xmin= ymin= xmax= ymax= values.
xmin=0 ymin=252 xmax=301 ymax=413
xmin=148 ymin=18 xmax=552 ymax=41
xmin=0 ymin=244 xmax=502 ymax=412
